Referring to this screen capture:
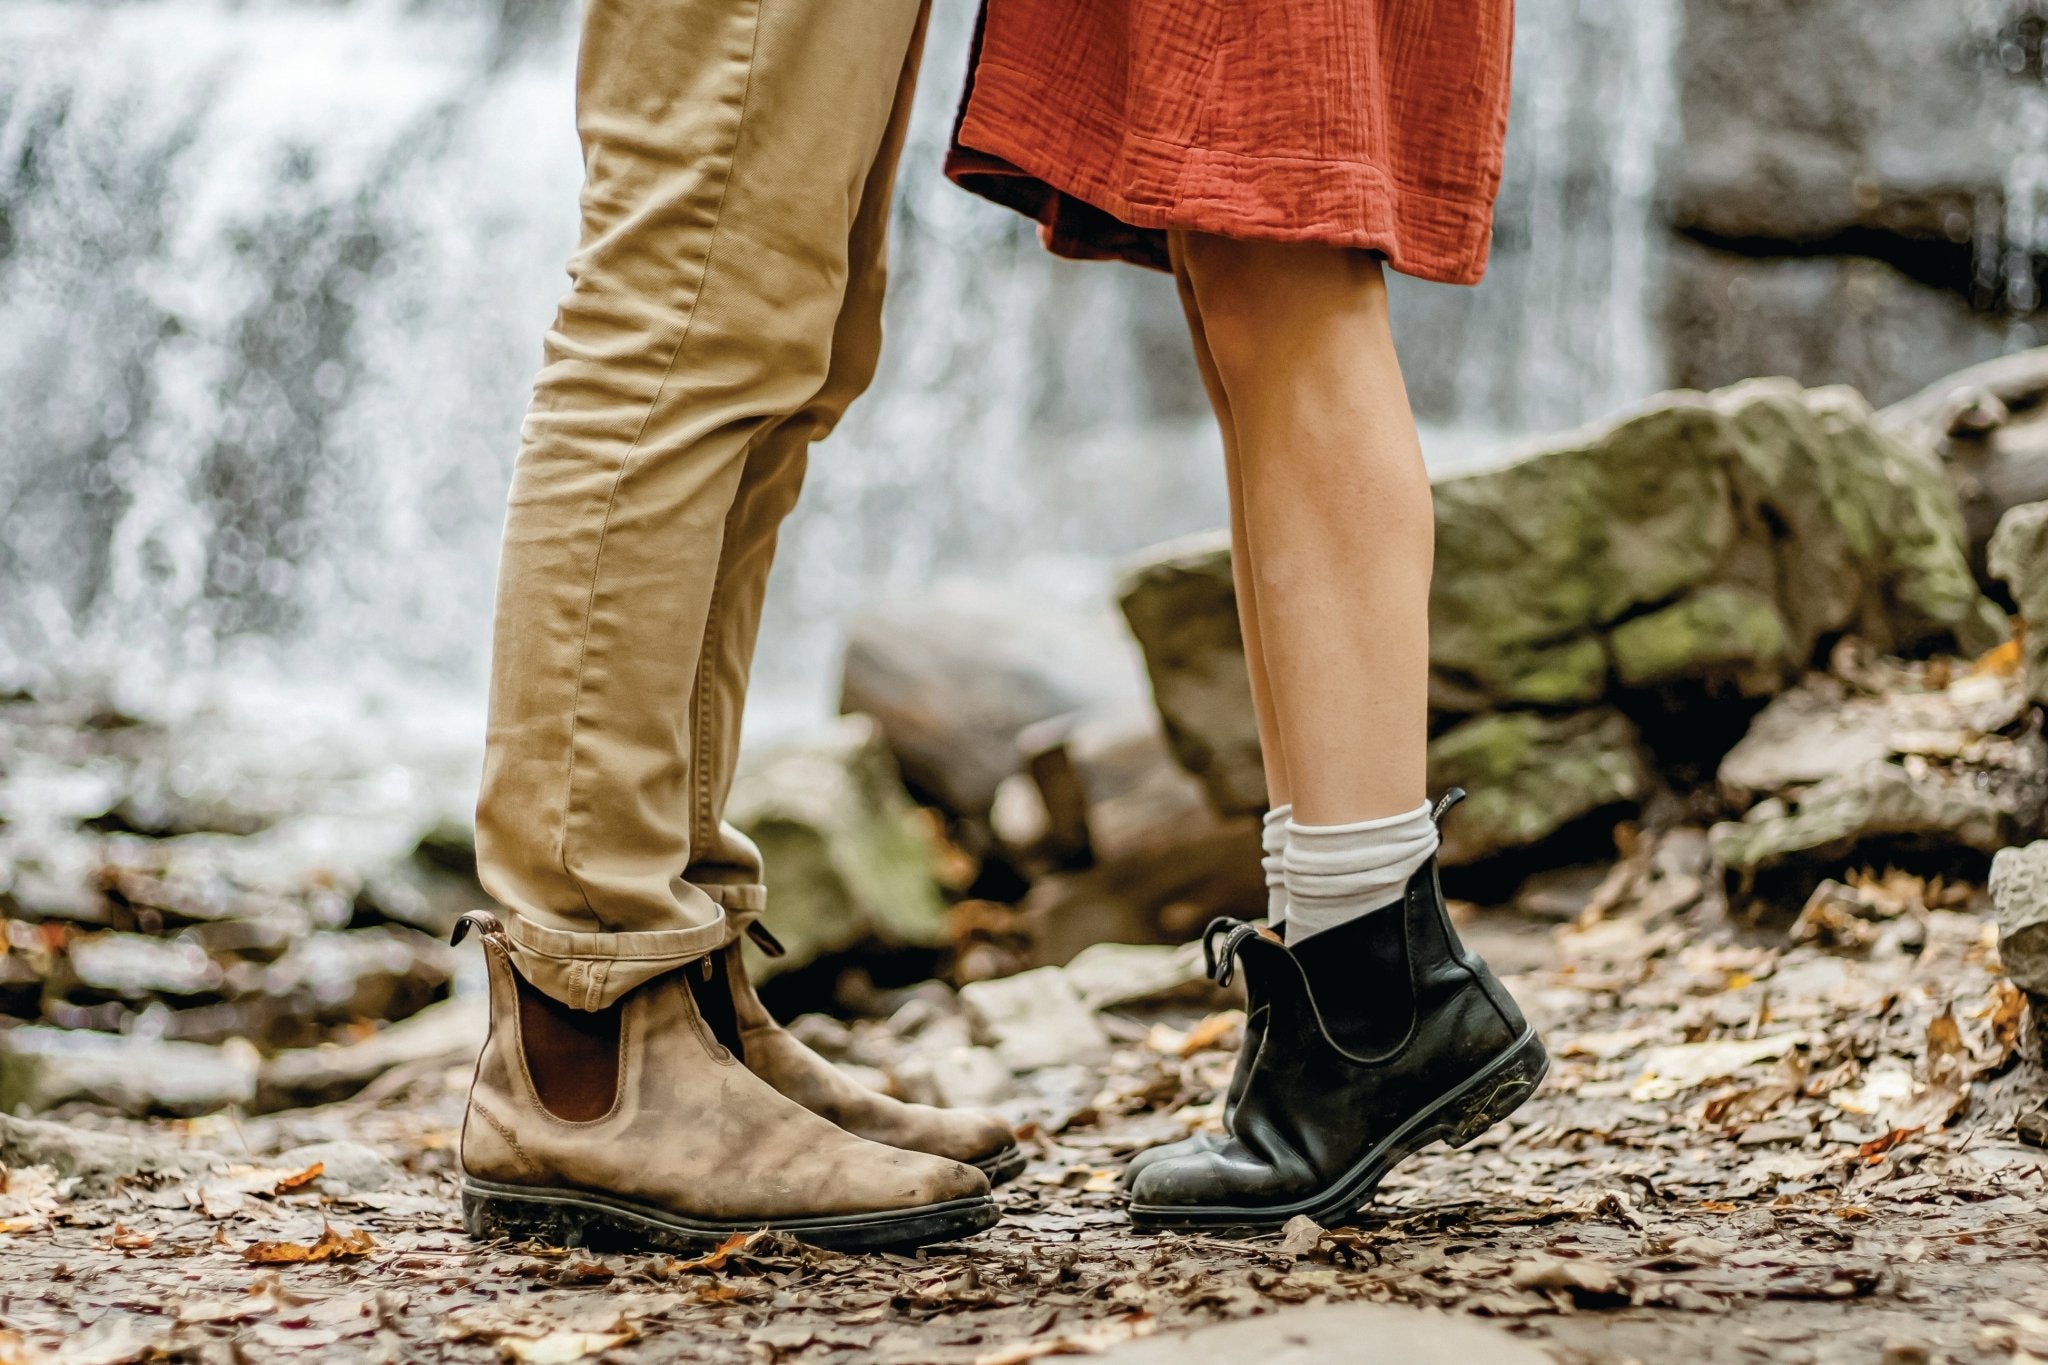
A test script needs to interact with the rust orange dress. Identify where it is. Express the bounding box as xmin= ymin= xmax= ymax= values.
xmin=944 ymin=1 xmax=1515 ymax=287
